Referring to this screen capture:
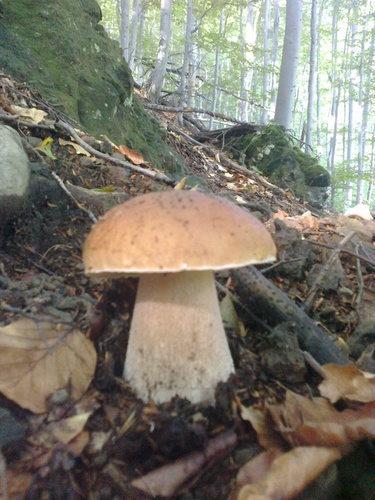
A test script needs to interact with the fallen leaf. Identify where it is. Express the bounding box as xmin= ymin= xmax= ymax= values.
xmin=231 ymin=447 xmax=341 ymax=500
xmin=59 ymin=138 xmax=91 ymax=156
xmin=268 ymin=390 xmax=375 ymax=449
xmin=0 ymin=318 xmax=97 ymax=413
xmin=240 ymin=404 xmax=285 ymax=450
xmin=36 ymin=137 xmax=57 ymax=159
xmin=236 ymin=448 xmax=283 ymax=487
xmin=47 ymin=412 xmax=92 ymax=444
xmin=319 ymin=364 xmax=375 ymax=403
xmin=116 ymin=144 xmax=144 ymax=164
xmin=174 ymin=177 xmax=187 ymax=190
xmin=131 ymin=431 xmax=237 ymax=497
xmin=12 ymin=105 xmax=47 ymax=124
xmin=220 ymin=292 xmax=240 ymax=331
